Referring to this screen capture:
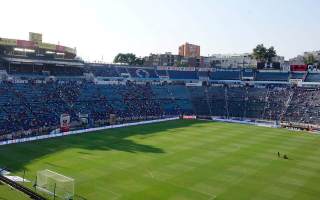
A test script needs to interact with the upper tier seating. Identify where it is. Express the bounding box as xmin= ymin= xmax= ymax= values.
xmin=168 ymin=70 xmax=198 ymax=80
xmin=255 ymin=72 xmax=289 ymax=81
xmin=89 ymin=66 xmax=120 ymax=77
xmin=1 ymin=80 xmax=320 ymax=142
xmin=127 ymin=67 xmax=159 ymax=79
xmin=210 ymin=71 xmax=240 ymax=80
xmin=305 ymin=73 xmax=320 ymax=82
xmin=290 ymin=72 xmax=306 ymax=80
